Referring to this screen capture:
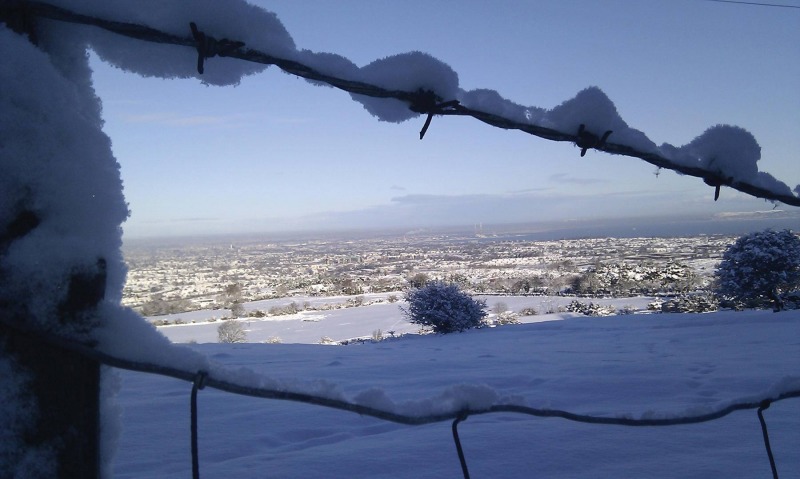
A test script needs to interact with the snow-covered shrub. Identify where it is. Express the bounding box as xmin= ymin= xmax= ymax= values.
xmin=647 ymin=300 xmax=664 ymax=311
xmin=565 ymin=300 xmax=616 ymax=317
xmin=268 ymin=302 xmax=300 ymax=316
xmin=660 ymin=293 xmax=719 ymax=313
xmin=715 ymin=229 xmax=800 ymax=309
xmin=348 ymin=296 xmax=365 ymax=307
xmin=217 ymin=320 xmax=247 ymax=343
xmin=570 ymin=261 xmax=698 ymax=297
xmin=493 ymin=311 xmax=521 ymax=326
xmin=401 ymin=281 xmax=487 ymax=333
xmin=519 ymin=307 xmax=538 ymax=316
